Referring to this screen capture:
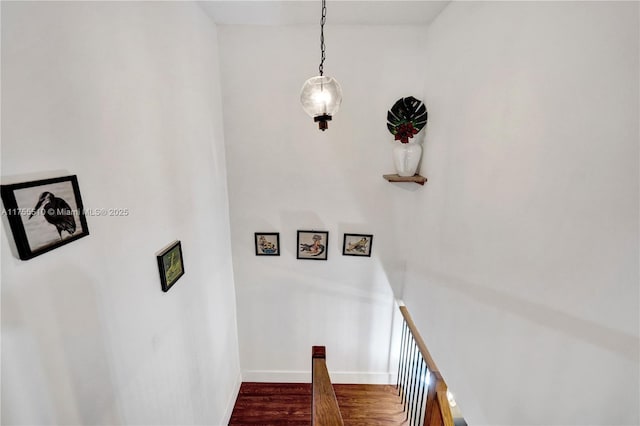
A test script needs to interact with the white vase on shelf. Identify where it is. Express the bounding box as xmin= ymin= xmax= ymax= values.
xmin=393 ymin=141 xmax=422 ymax=177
